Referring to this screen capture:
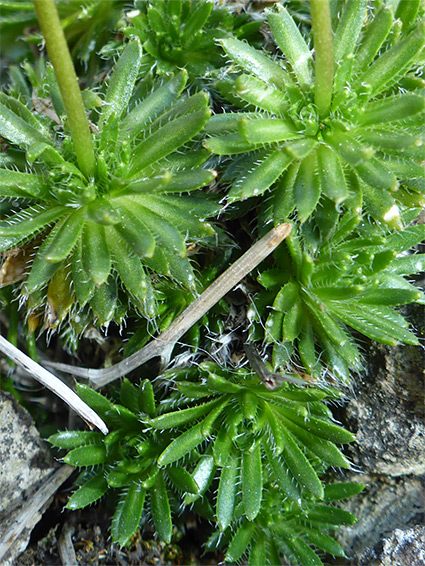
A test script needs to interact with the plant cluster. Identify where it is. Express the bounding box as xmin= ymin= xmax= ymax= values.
xmin=49 ymin=367 xmax=362 ymax=564
xmin=0 ymin=0 xmax=424 ymax=564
